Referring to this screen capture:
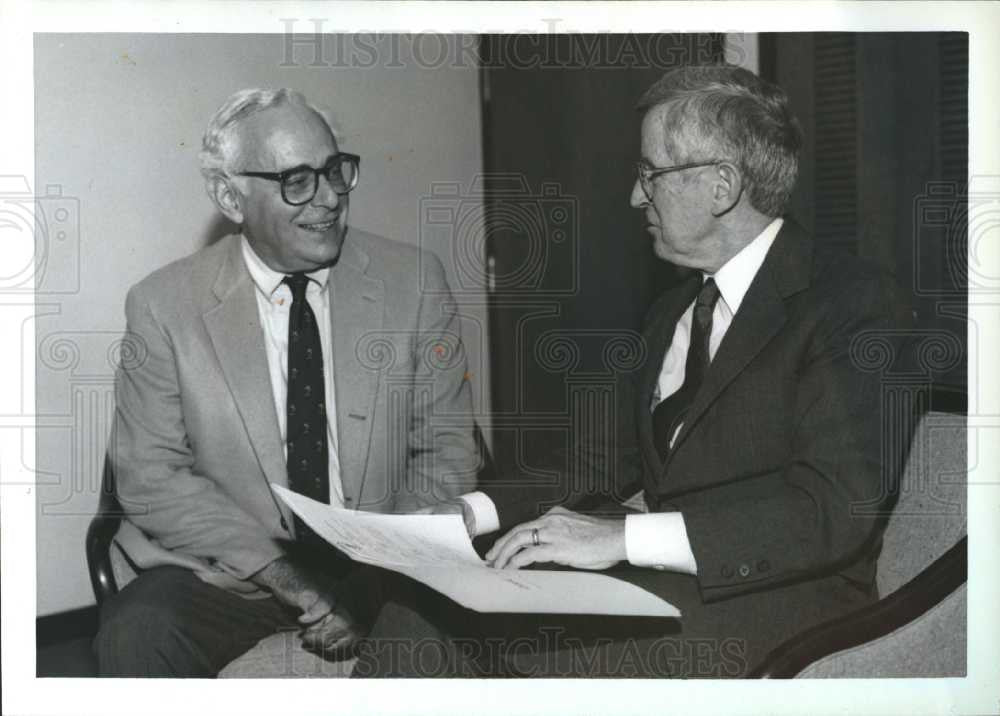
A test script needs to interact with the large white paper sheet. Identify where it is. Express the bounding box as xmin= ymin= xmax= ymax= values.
xmin=272 ymin=485 xmax=680 ymax=618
